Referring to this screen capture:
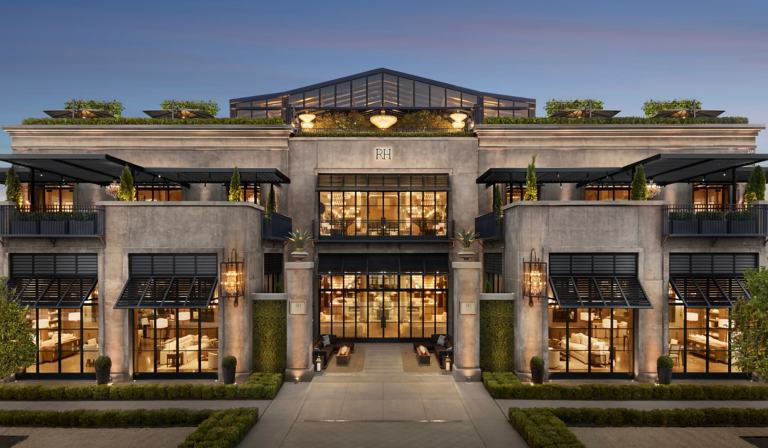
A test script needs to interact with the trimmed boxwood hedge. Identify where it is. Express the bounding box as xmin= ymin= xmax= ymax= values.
xmin=294 ymin=131 xmax=475 ymax=137
xmin=483 ymin=372 xmax=768 ymax=400
xmin=479 ymin=301 xmax=514 ymax=373
xmin=483 ymin=116 xmax=749 ymax=125
xmin=252 ymin=300 xmax=287 ymax=374
xmin=22 ymin=117 xmax=284 ymax=125
xmin=0 ymin=408 xmax=258 ymax=448
xmin=509 ymin=407 xmax=768 ymax=448
xmin=0 ymin=373 xmax=282 ymax=401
